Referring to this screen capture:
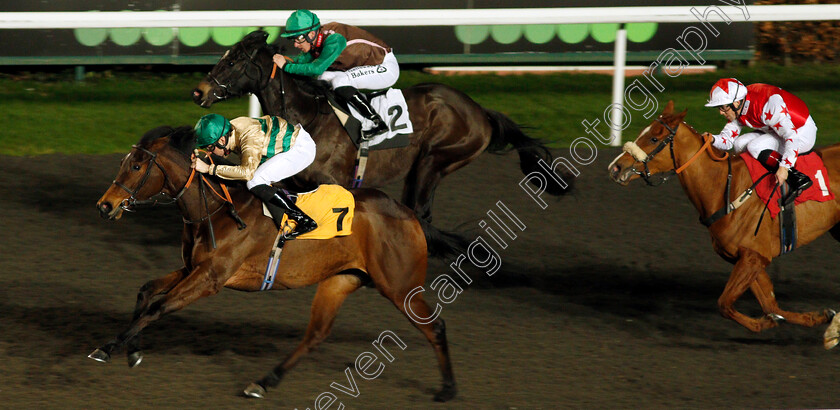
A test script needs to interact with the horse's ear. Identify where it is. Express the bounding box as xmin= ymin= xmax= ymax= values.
xmin=662 ymin=100 xmax=675 ymax=116
xmin=675 ymin=108 xmax=688 ymax=122
xmin=243 ymin=30 xmax=269 ymax=44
